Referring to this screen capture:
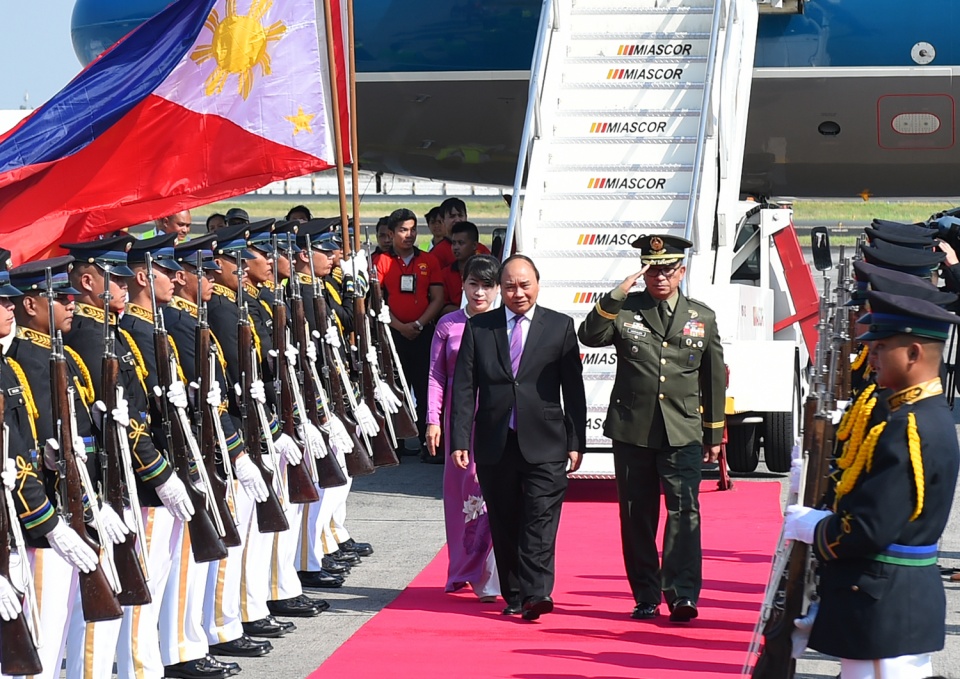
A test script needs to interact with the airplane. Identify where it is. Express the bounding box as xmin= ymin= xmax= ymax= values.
xmin=69 ymin=0 xmax=960 ymax=198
